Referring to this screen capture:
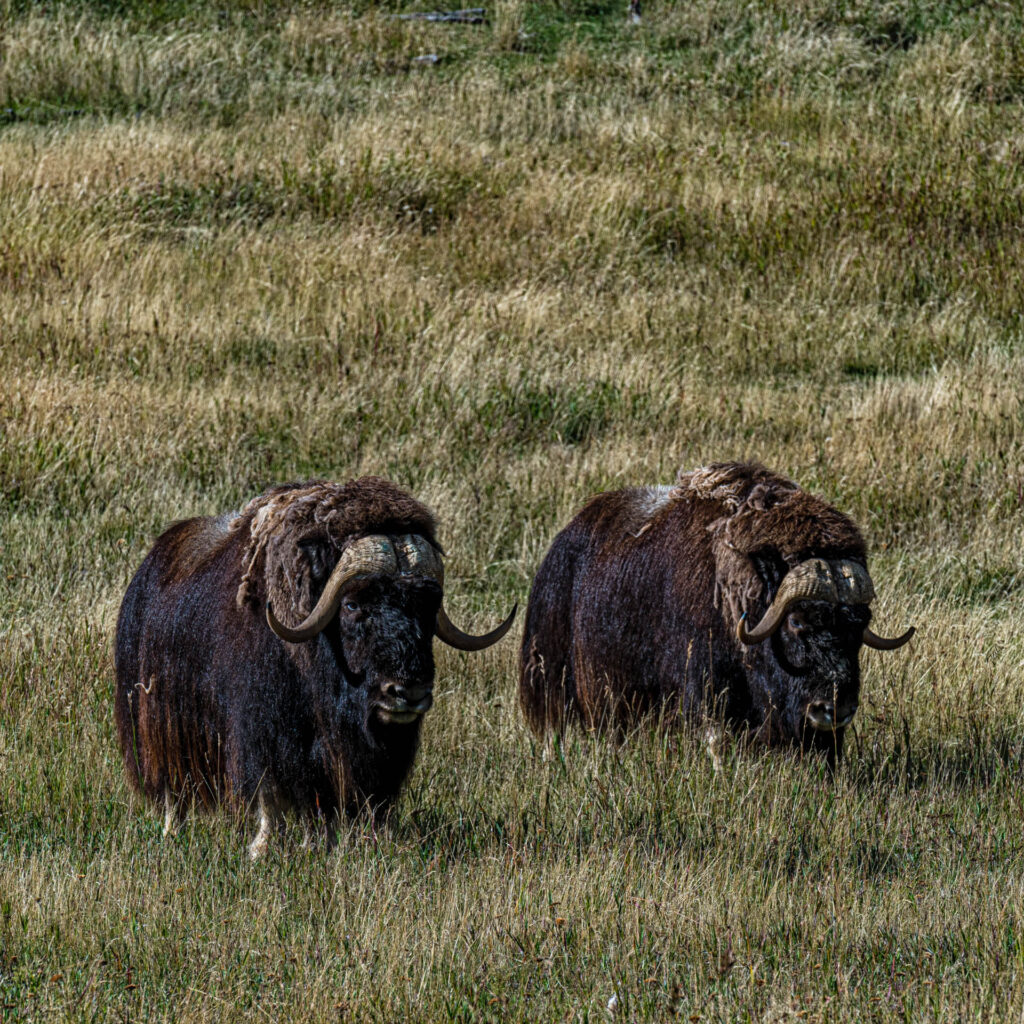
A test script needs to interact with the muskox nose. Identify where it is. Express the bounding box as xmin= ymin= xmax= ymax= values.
xmin=382 ymin=680 xmax=432 ymax=705
xmin=806 ymin=700 xmax=857 ymax=731
xmin=807 ymin=701 xmax=834 ymax=729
